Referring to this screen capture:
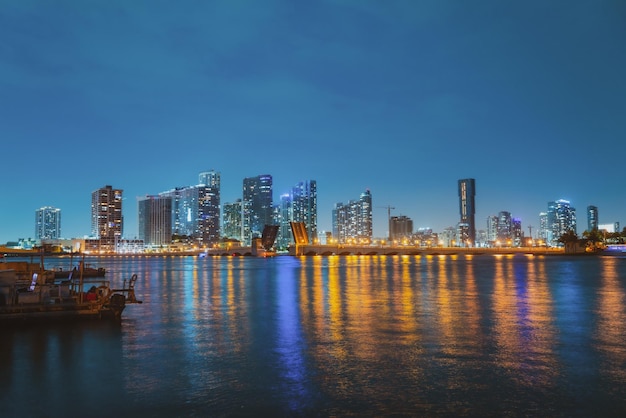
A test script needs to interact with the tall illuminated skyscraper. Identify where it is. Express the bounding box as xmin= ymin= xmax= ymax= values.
xmin=242 ymin=174 xmax=273 ymax=245
xmin=291 ymin=180 xmax=317 ymax=243
xmin=587 ymin=205 xmax=598 ymax=231
xmin=547 ymin=199 xmax=576 ymax=246
xmin=159 ymin=171 xmax=221 ymax=245
xmin=138 ymin=195 xmax=172 ymax=246
xmin=222 ymin=199 xmax=243 ymax=242
xmin=332 ymin=189 xmax=372 ymax=244
xmin=458 ymin=178 xmax=476 ymax=246
xmin=35 ymin=206 xmax=61 ymax=239
xmin=275 ymin=194 xmax=292 ymax=250
xmin=91 ymin=185 xmax=123 ymax=239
